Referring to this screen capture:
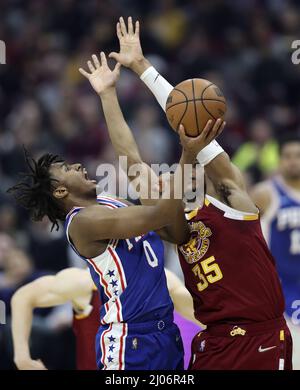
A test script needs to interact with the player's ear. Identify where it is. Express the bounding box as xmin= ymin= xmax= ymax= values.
xmin=53 ymin=186 xmax=69 ymax=200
